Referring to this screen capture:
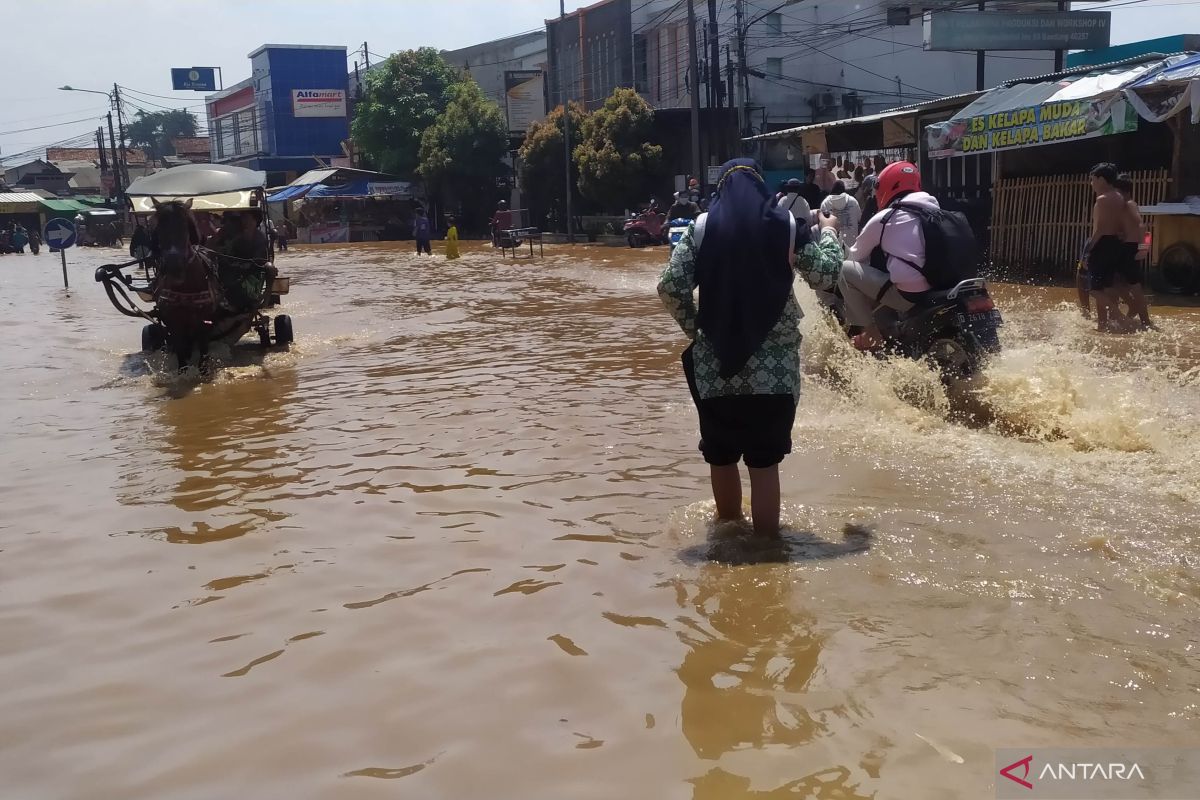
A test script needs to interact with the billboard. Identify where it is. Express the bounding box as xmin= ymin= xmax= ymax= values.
xmin=926 ymin=11 xmax=1111 ymax=51
xmin=504 ymin=71 xmax=546 ymax=135
xmin=171 ymin=67 xmax=217 ymax=91
xmin=292 ymin=89 xmax=347 ymax=118
xmin=925 ymin=95 xmax=1137 ymax=158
